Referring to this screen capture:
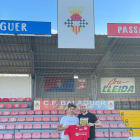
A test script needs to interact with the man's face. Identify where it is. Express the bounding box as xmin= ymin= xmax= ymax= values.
xmin=80 ymin=103 xmax=87 ymax=113
xmin=68 ymin=107 xmax=75 ymax=115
